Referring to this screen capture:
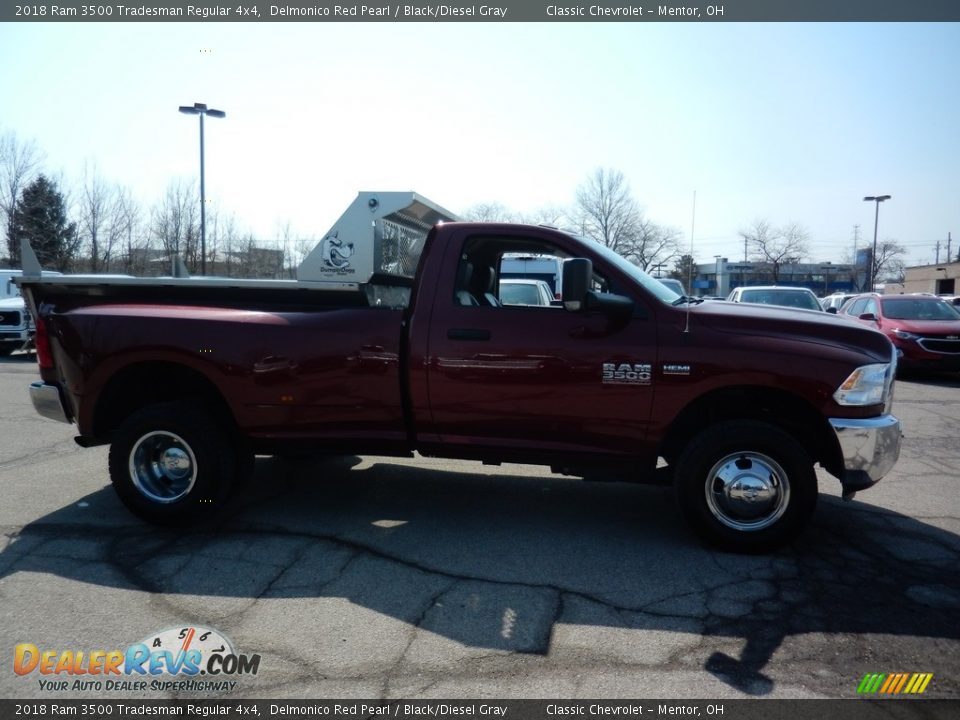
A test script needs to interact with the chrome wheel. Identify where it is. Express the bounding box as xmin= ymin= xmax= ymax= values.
xmin=704 ymin=451 xmax=791 ymax=532
xmin=128 ymin=430 xmax=197 ymax=504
